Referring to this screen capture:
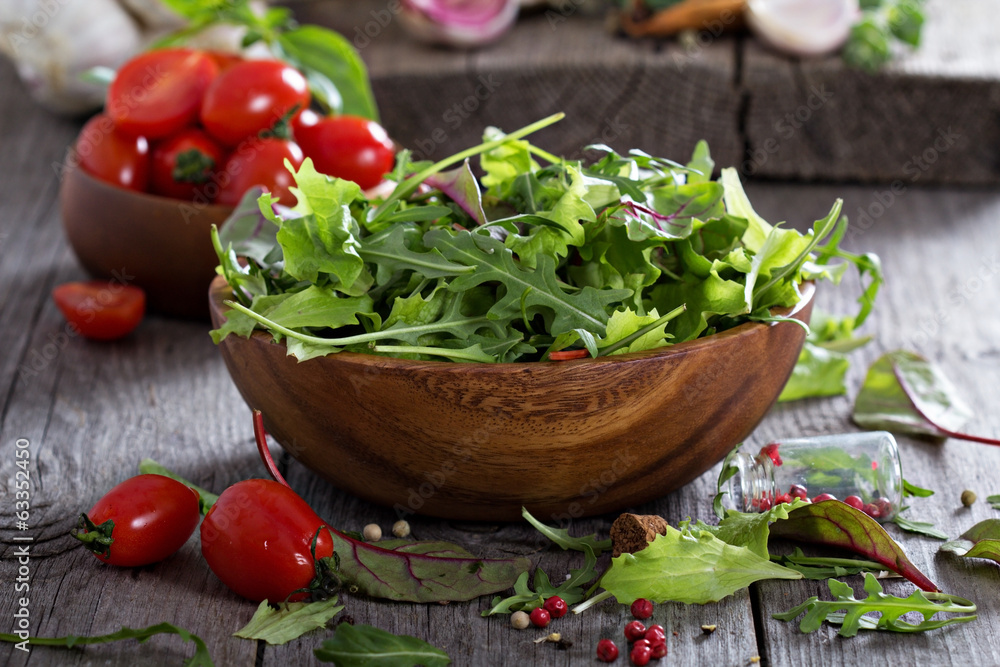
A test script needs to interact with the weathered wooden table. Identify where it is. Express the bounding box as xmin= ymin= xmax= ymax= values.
xmin=2 ymin=24 xmax=1000 ymax=667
